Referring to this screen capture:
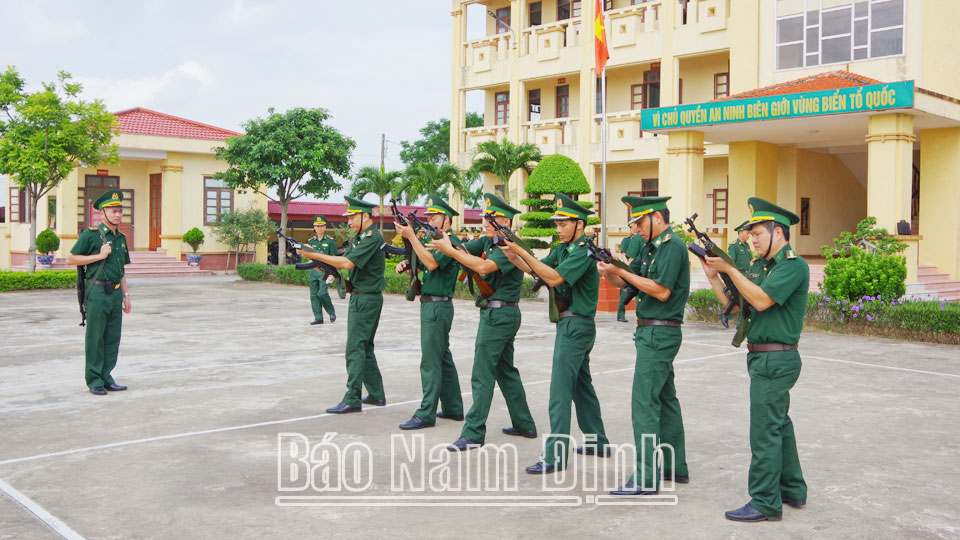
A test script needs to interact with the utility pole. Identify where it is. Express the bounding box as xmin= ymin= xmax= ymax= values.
xmin=381 ymin=133 xmax=386 ymax=171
